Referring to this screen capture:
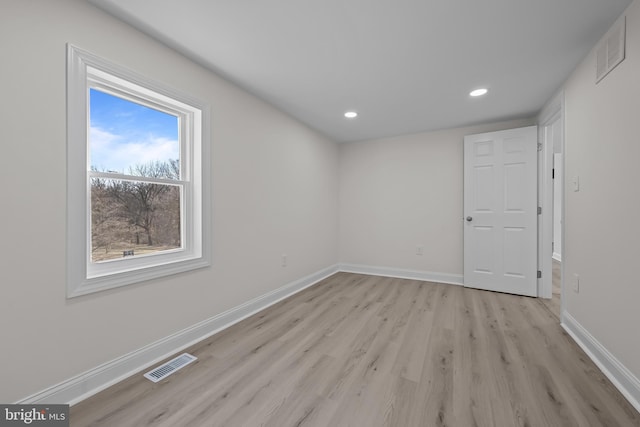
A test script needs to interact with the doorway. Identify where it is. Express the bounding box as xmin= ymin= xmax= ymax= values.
xmin=539 ymin=93 xmax=564 ymax=319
